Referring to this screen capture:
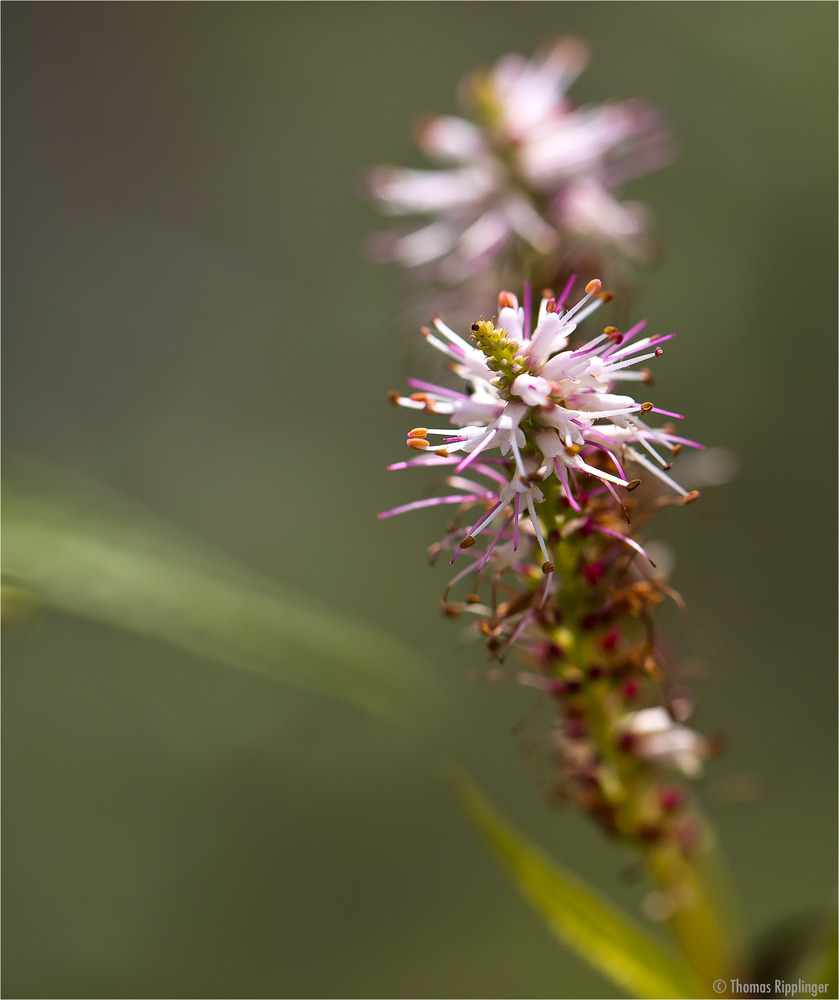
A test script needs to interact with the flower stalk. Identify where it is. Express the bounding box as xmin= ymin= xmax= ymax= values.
xmin=379 ymin=281 xmax=741 ymax=991
xmin=371 ymin=39 xmax=743 ymax=996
